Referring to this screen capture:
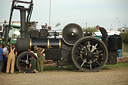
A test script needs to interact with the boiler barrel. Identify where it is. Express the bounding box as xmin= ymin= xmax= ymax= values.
xmin=108 ymin=35 xmax=122 ymax=50
xmin=30 ymin=38 xmax=47 ymax=48
xmin=31 ymin=38 xmax=61 ymax=49
xmin=17 ymin=38 xmax=61 ymax=53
